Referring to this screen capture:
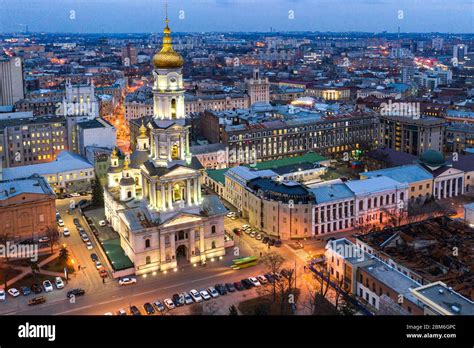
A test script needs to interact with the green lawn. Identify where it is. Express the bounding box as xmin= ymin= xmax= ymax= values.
xmin=41 ymin=257 xmax=75 ymax=274
xmin=0 ymin=268 xmax=22 ymax=286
